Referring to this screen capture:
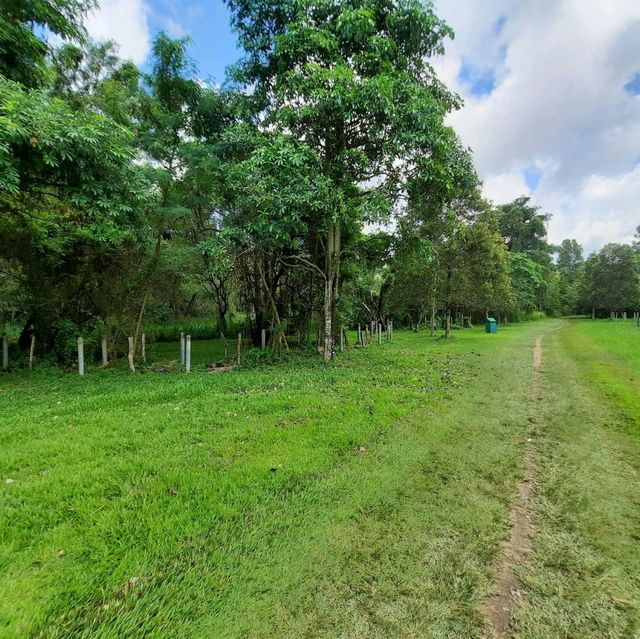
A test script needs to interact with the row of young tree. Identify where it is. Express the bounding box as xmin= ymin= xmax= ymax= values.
xmin=1 ymin=1 xmax=638 ymax=365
